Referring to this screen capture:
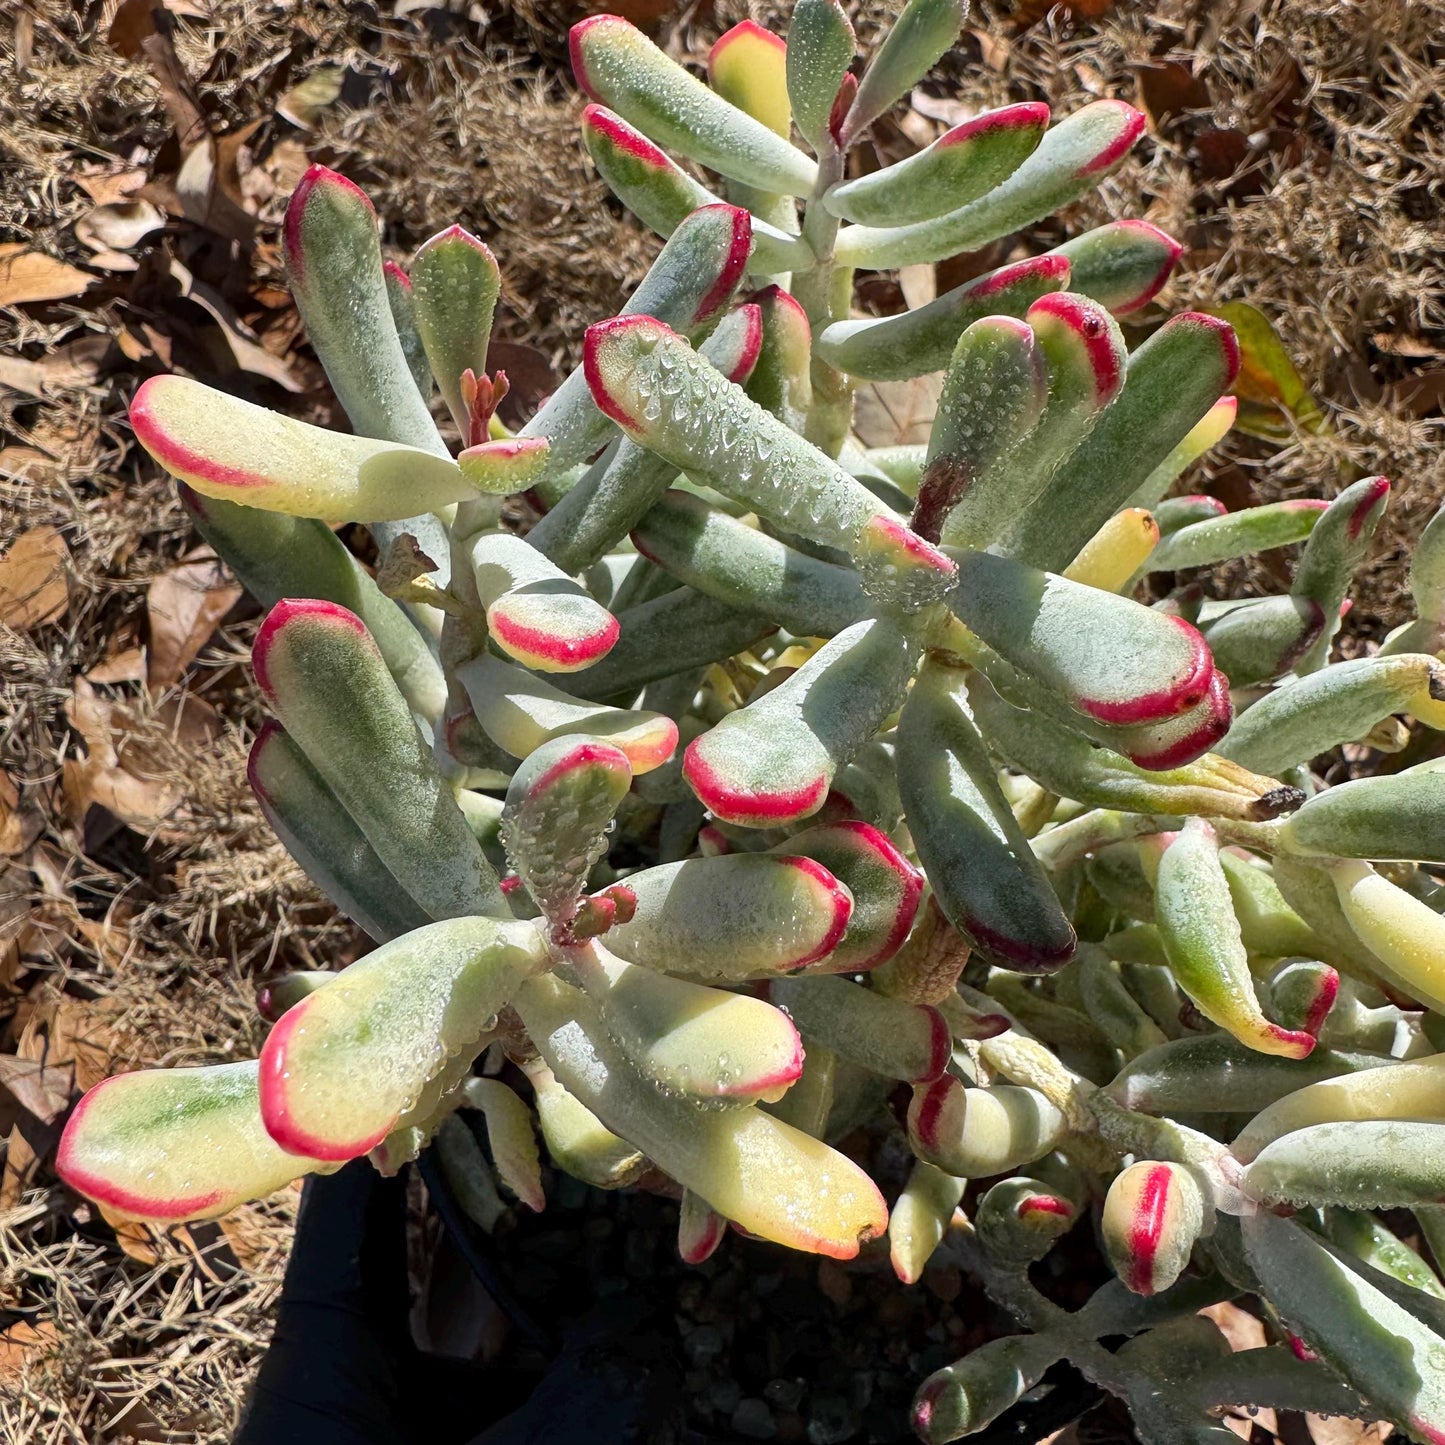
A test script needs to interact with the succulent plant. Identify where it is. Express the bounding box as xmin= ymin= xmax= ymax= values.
xmin=55 ymin=3 xmax=1445 ymax=1440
